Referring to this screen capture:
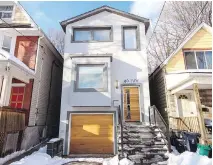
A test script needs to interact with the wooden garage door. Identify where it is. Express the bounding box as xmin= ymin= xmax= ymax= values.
xmin=70 ymin=114 xmax=114 ymax=154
